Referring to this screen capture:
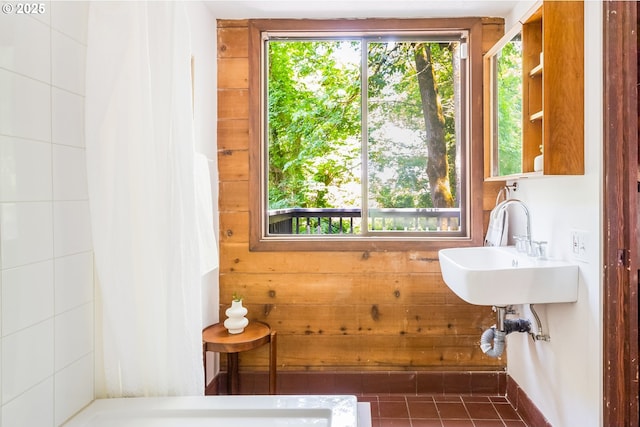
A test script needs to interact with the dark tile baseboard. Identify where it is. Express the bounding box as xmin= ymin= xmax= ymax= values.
xmin=209 ymin=370 xmax=507 ymax=395
xmin=506 ymin=375 xmax=552 ymax=427
xmin=207 ymin=370 xmax=548 ymax=426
